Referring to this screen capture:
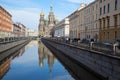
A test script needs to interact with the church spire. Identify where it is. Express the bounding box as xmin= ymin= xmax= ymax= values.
xmin=50 ymin=0 xmax=53 ymax=12
xmin=50 ymin=6 xmax=53 ymax=12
